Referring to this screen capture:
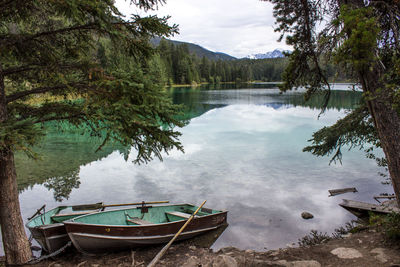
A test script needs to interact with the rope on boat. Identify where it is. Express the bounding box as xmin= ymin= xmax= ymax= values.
xmin=28 ymin=233 xmax=33 ymax=243
xmin=28 ymin=241 xmax=72 ymax=265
